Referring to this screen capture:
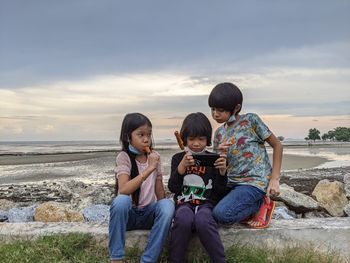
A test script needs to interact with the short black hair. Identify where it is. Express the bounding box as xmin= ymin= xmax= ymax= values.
xmin=119 ymin=113 xmax=152 ymax=151
xmin=208 ymin=82 xmax=243 ymax=114
xmin=180 ymin=112 xmax=212 ymax=146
